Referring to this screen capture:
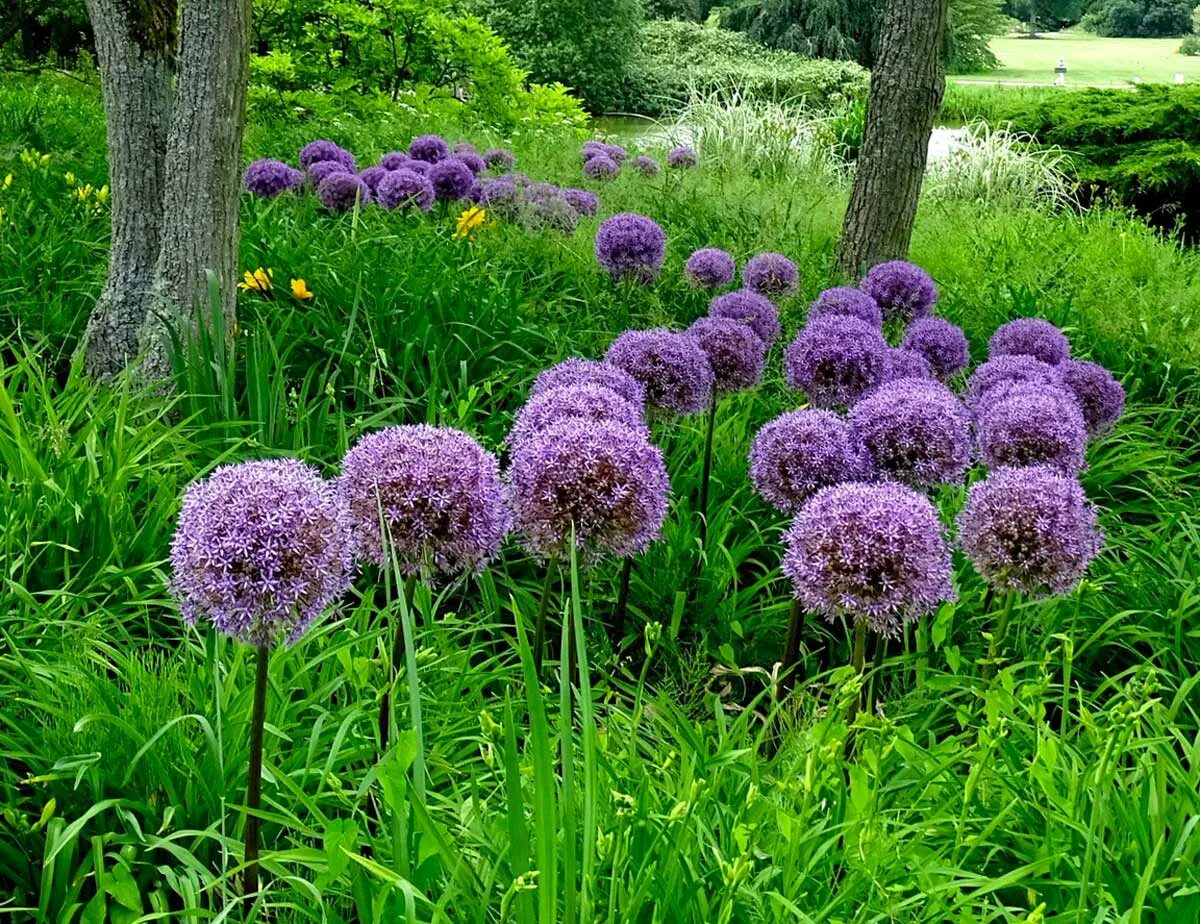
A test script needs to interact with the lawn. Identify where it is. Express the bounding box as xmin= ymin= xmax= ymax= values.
xmin=959 ymin=31 xmax=1200 ymax=86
